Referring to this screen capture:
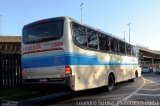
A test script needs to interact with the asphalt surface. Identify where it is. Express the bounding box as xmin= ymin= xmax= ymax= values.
xmin=18 ymin=73 xmax=160 ymax=106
